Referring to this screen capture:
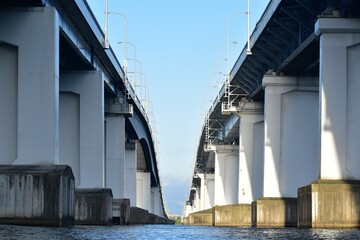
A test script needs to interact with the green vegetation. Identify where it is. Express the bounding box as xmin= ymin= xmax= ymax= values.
xmin=174 ymin=217 xmax=182 ymax=225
